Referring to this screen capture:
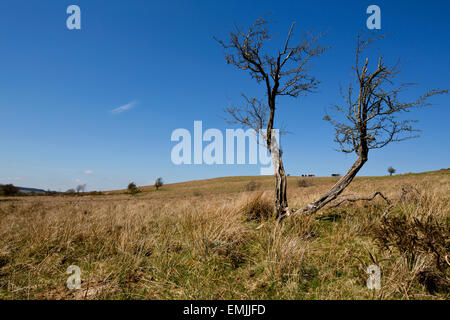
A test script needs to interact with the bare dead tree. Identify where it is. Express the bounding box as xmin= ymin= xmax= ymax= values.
xmin=216 ymin=16 xmax=327 ymax=217
xmin=293 ymin=33 xmax=447 ymax=216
